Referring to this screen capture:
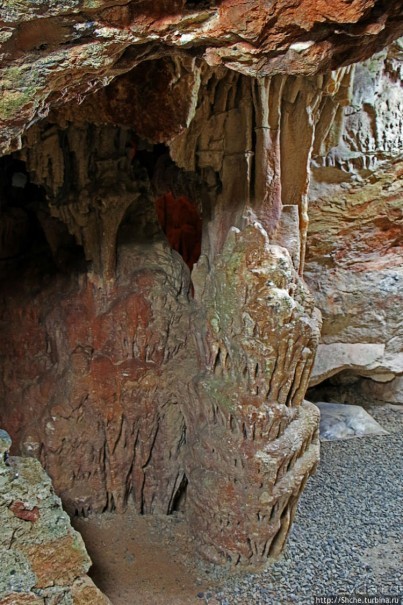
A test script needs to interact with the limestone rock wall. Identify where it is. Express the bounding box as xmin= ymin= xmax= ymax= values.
xmin=0 ymin=430 xmax=111 ymax=605
xmin=306 ymin=42 xmax=403 ymax=398
xmin=0 ymin=66 xmax=333 ymax=565
xmin=169 ymin=64 xmax=353 ymax=270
